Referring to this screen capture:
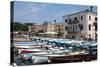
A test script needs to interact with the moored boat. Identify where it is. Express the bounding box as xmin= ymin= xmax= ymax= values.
xmin=32 ymin=55 xmax=48 ymax=64
xmin=48 ymin=54 xmax=86 ymax=63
